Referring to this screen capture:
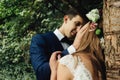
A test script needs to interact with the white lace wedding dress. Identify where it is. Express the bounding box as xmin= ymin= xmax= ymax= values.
xmin=59 ymin=55 xmax=93 ymax=80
